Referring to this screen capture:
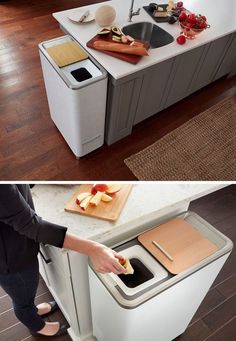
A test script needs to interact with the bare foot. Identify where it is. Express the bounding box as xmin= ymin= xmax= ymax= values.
xmin=37 ymin=302 xmax=51 ymax=316
xmin=37 ymin=322 xmax=60 ymax=336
